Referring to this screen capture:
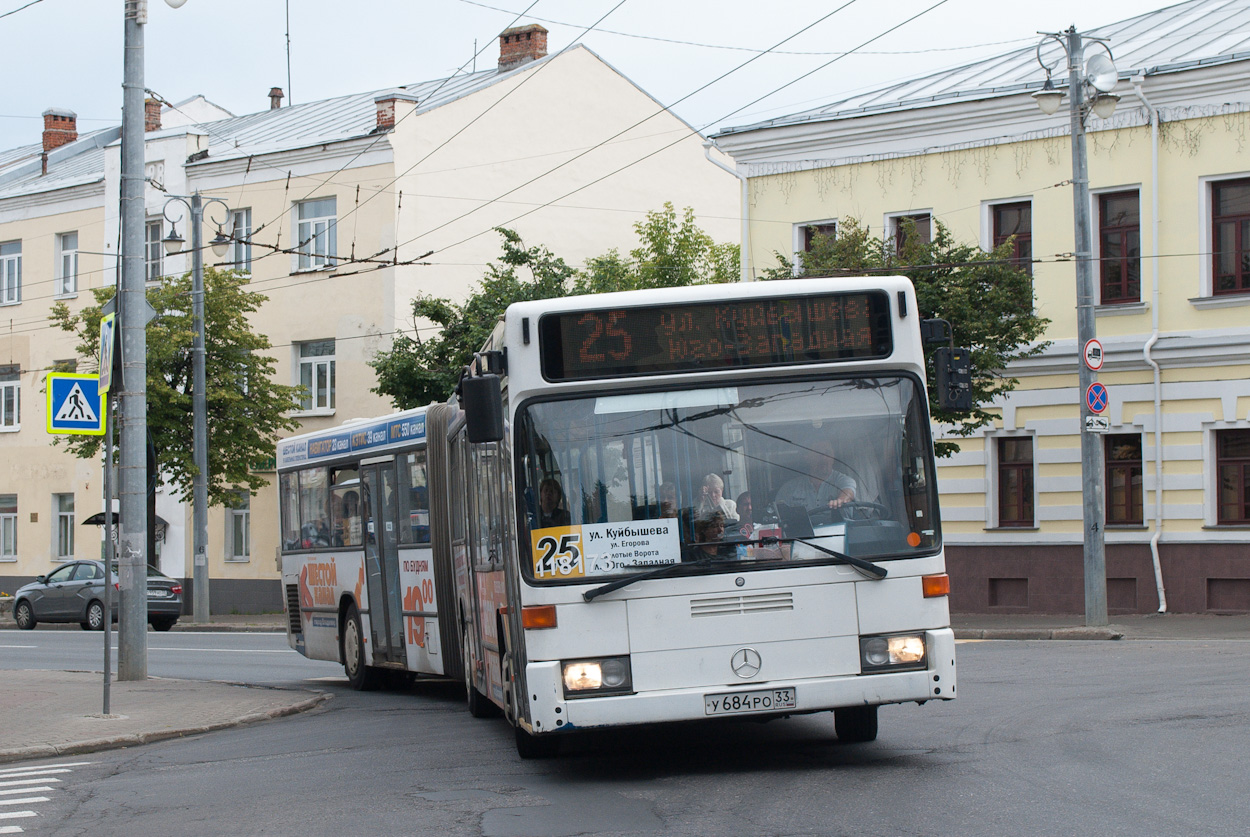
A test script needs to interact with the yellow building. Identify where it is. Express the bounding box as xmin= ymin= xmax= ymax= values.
xmin=0 ymin=26 xmax=738 ymax=612
xmin=714 ymin=0 xmax=1250 ymax=614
